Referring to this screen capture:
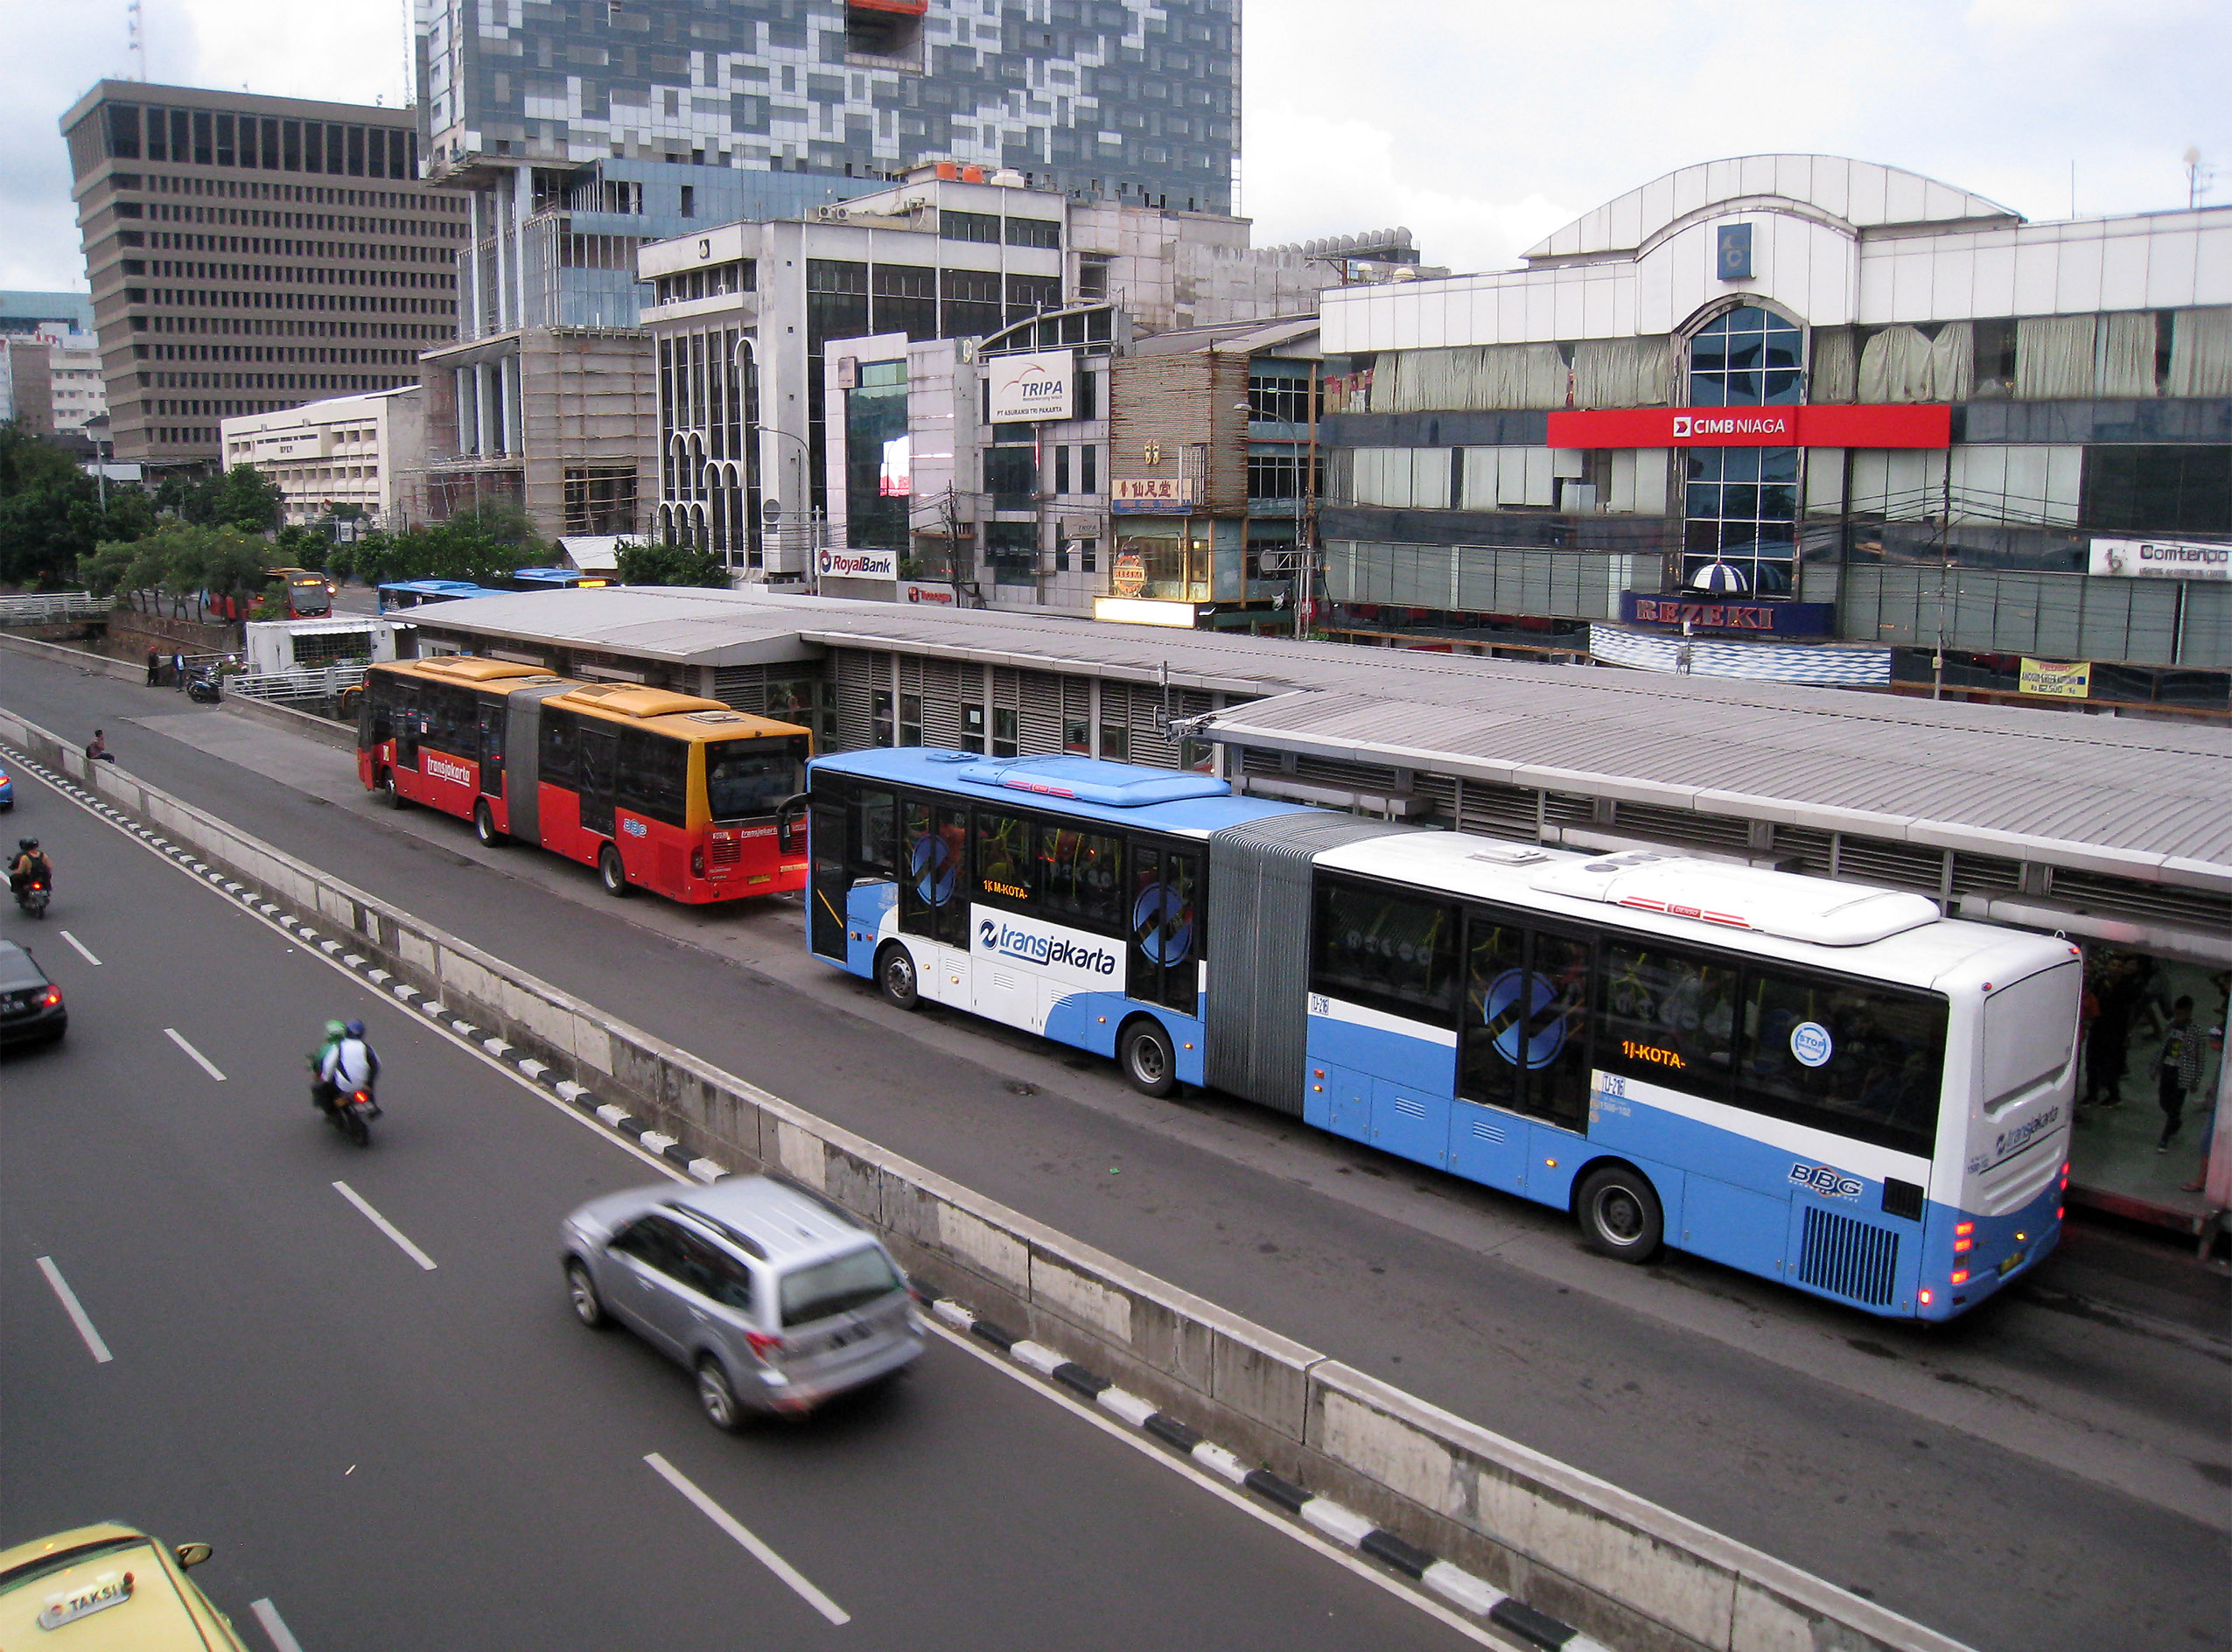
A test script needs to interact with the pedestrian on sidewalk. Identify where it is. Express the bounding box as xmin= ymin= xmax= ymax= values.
xmin=144 ymin=648 xmax=158 ymax=686
xmin=171 ymin=649 xmax=185 ymax=690
xmin=2155 ymin=996 xmax=2207 ymax=1152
